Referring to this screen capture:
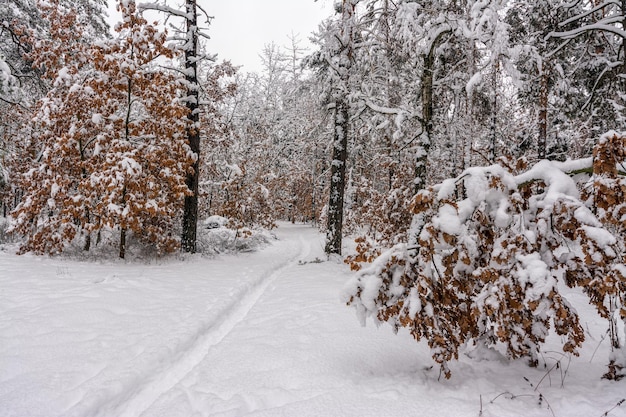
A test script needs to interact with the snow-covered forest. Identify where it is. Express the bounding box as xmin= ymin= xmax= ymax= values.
xmin=1 ymin=0 xmax=625 ymax=416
